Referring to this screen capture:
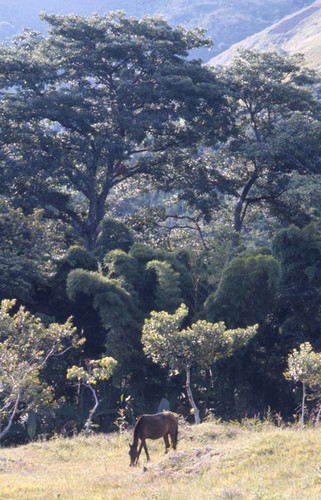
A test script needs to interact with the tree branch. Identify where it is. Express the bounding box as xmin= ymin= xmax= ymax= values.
xmin=0 ymin=391 xmax=21 ymax=442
